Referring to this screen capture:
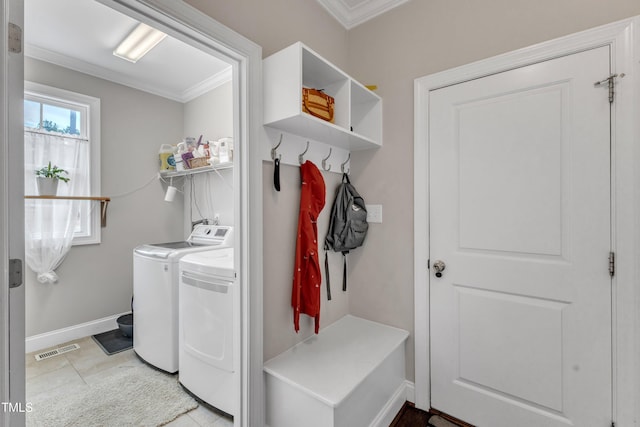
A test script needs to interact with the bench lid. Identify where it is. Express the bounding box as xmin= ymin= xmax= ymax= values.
xmin=263 ymin=315 xmax=409 ymax=407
